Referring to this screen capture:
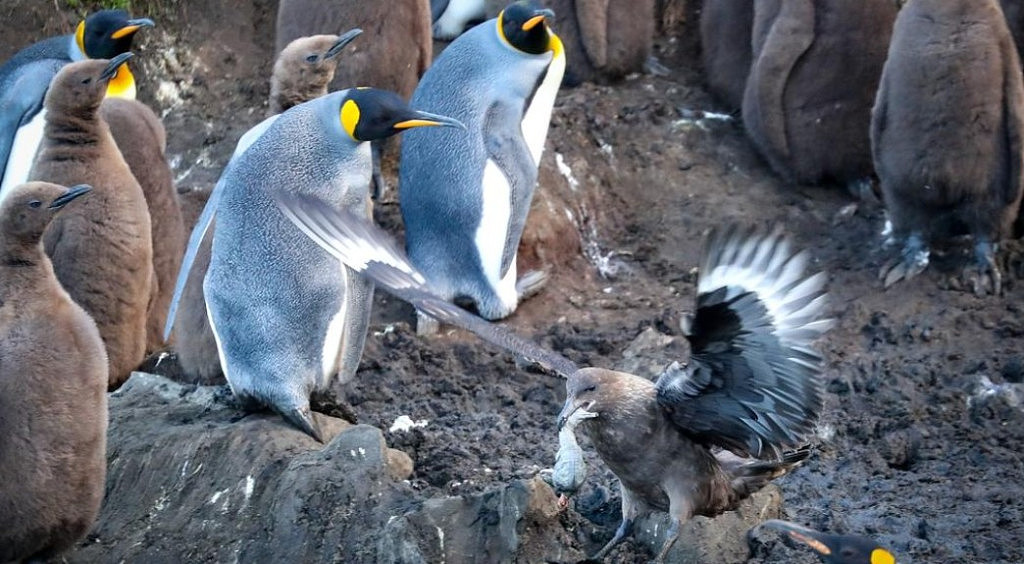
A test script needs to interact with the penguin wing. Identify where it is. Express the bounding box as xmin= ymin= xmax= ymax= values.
xmin=654 ymin=225 xmax=833 ymax=460
xmin=483 ymin=98 xmax=538 ymax=278
xmin=745 ymin=0 xmax=815 ymax=161
xmin=869 ymin=69 xmax=889 ymax=171
xmin=275 ymin=192 xmax=580 ymax=378
xmin=0 ymin=60 xmax=63 ymax=185
xmin=431 ymin=0 xmax=452 ymax=22
xmin=1000 ymin=29 xmax=1024 ymax=206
